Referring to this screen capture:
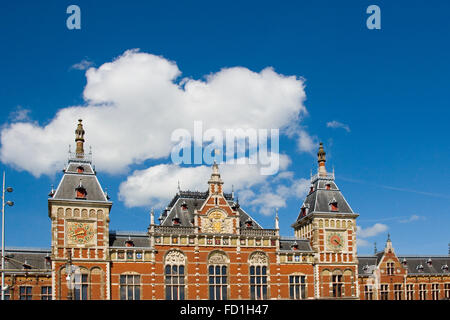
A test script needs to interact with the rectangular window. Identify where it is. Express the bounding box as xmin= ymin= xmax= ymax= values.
xmin=387 ymin=262 xmax=395 ymax=275
xmin=332 ymin=275 xmax=343 ymax=298
xmin=74 ymin=274 xmax=89 ymax=300
xmin=41 ymin=286 xmax=52 ymax=300
xmin=289 ymin=275 xmax=306 ymax=299
xmin=19 ymin=286 xmax=32 ymax=300
xmin=364 ymin=285 xmax=374 ymax=300
xmin=406 ymin=284 xmax=414 ymax=300
xmin=394 ymin=284 xmax=402 ymax=300
xmin=209 ymin=265 xmax=227 ymax=300
xmin=165 ymin=265 xmax=185 ymax=300
xmin=4 ymin=287 xmax=11 ymax=300
xmin=431 ymin=284 xmax=439 ymax=300
xmin=380 ymin=284 xmax=389 ymax=300
xmin=250 ymin=265 xmax=268 ymax=300
xmin=445 ymin=283 xmax=450 ymax=299
xmin=120 ymin=275 xmax=141 ymax=300
xmin=419 ymin=284 xmax=427 ymax=300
